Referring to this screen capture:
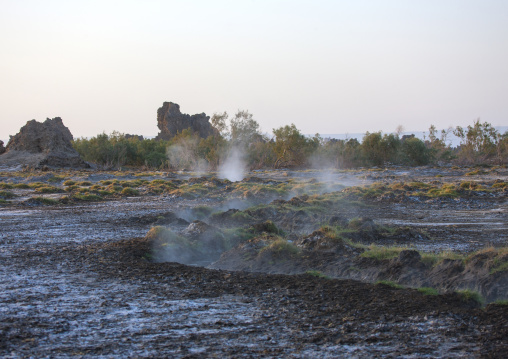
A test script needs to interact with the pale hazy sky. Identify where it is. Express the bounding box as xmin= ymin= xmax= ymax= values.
xmin=1 ymin=0 xmax=507 ymax=140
